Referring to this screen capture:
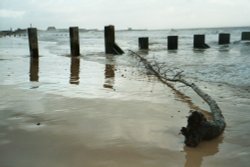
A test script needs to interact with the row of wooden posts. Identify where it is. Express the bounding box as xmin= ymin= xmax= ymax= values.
xmin=28 ymin=25 xmax=250 ymax=58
